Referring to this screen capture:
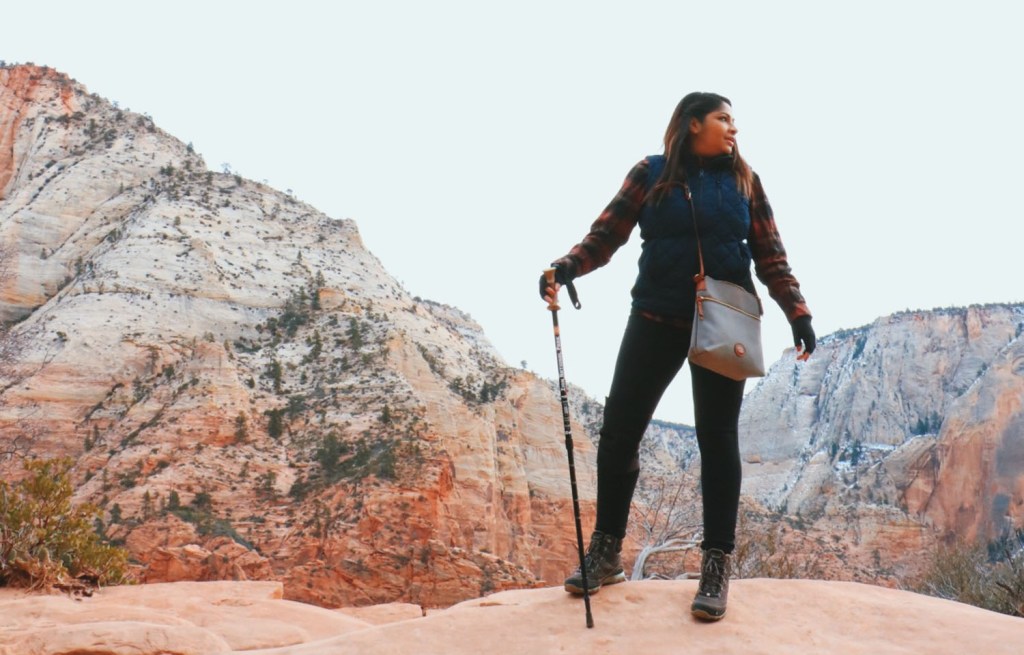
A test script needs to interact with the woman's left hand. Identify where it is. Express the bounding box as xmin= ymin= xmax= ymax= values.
xmin=791 ymin=315 xmax=816 ymax=361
